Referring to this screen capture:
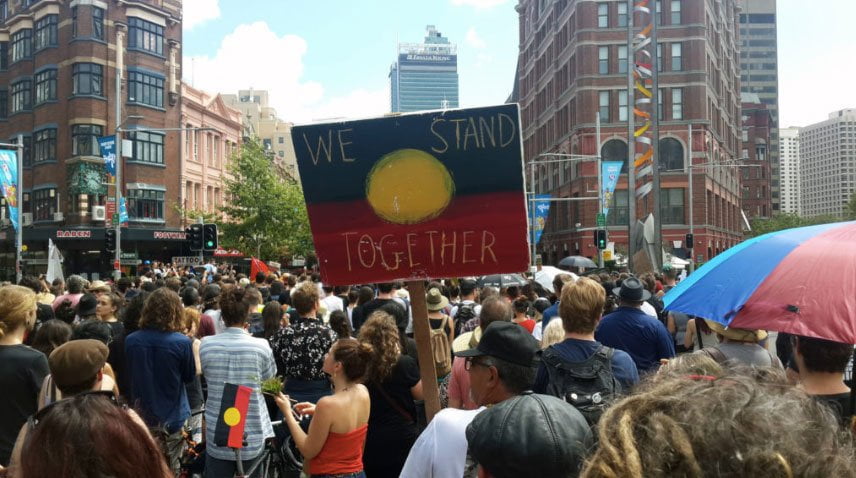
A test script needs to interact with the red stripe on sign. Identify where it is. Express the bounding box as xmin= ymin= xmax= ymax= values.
xmin=227 ymin=385 xmax=252 ymax=448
